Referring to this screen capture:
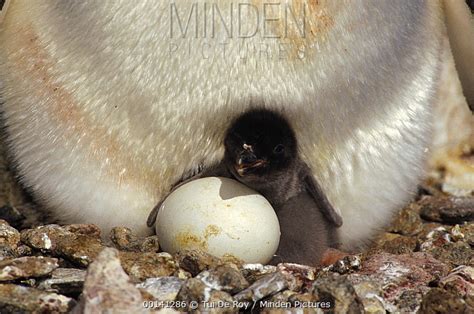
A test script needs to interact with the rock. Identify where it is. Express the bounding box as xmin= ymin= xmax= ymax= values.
xmin=419 ymin=226 xmax=451 ymax=251
xmin=311 ymin=273 xmax=364 ymax=313
xmin=466 ymin=294 xmax=474 ymax=310
xmin=174 ymin=267 xmax=193 ymax=280
xmin=176 ymin=277 xmax=207 ymax=301
xmin=268 ymin=289 xmax=297 ymax=303
xmin=419 ymin=288 xmax=468 ymax=314
xmin=21 ymin=224 xmax=104 ymax=267
xmin=358 ymin=252 xmax=449 ymax=309
xmin=15 ymin=244 xmax=32 ymax=257
xmin=234 ymin=272 xmax=289 ymax=302
xmin=460 ymin=223 xmax=474 ymax=246
xmin=176 ymin=278 xmax=211 ymax=311
xmin=175 ymin=250 xmax=233 ymax=277
xmin=74 ymin=247 xmax=145 ymax=313
xmin=174 ymin=265 xmax=249 ymax=312
xmin=240 ymin=263 xmax=277 ymax=284
xmin=0 ymin=284 xmax=74 ymax=313
xmin=203 ymin=290 xmax=236 ymax=313
xmin=450 ymin=224 xmax=465 ymax=241
xmin=326 ymin=255 xmax=362 ymax=275
xmin=419 ymin=196 xmax=474 ymax=224
xmin=197 ymin=265 xmax=249 ymax=294
xmin=38 ymin=268 xmax=86 ymax=296
xmin=350 ymin=278 xmax=385 ymax=314
xmin=20 ymin=225 xmax=62 ymax=250
xmin=0 ymin=256 xmax=58 ymax=281
xmin=0 ymin=220 xmax=20 ymax=250
xmin=276 ymin=263 xmax=316 ymax=291
xmin=388 ymin=205 xmax=423 ymax=235
xmin=428 ymin=241 xmax=473 ymax=267
xmin=63 ymin=224 xmax=101 ymax=237
xmin=417 ymin=224 xmax=473 ymax=267
xmin=439 ymin=266 xmax=474 ymax=297
xmin=0 ymin=243 xmax=31 ymax=261
xmin=119 ymin=251 xmax=179 ymax=282
xmin=394 ymin=290 xmax=424 ymax=313
xmin=177 ymin=277 xmax=239 ymax=313
xmin=0 ymin=247 xmax=15 ymax=261
xmin=110 ymin=227 xmax=160 ymax=253
xmin=372 ymin=233 xmax=417 ymax=255
xmin=137 ymin=277 xmax=184 ymax=301
xmin=417 ymin=222 xmax=445 ymax=240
